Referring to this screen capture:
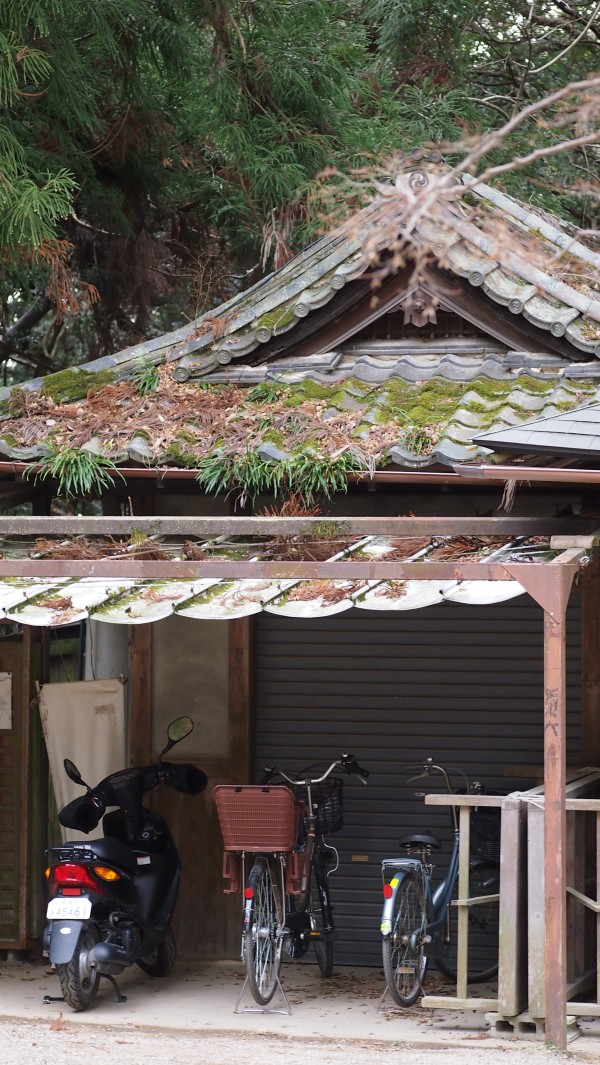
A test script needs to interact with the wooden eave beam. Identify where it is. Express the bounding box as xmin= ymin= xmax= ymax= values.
xmin=0 ymin=558 xmax=587 ymax=581
xmin=0 ymin=515 xmax=596 ymax=537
